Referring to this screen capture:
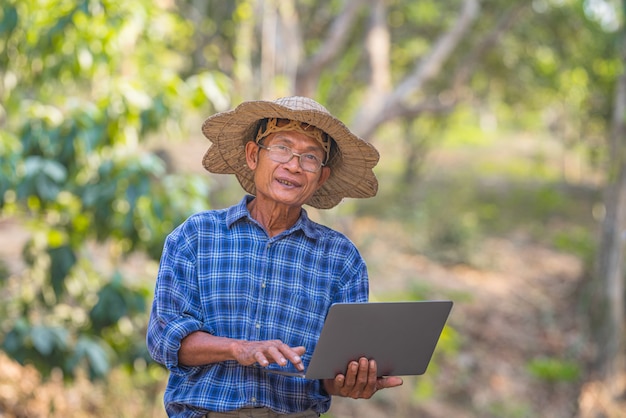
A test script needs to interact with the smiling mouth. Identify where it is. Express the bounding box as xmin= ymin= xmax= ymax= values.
xmin=277 ymin=179 xmax=298 ymax=187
